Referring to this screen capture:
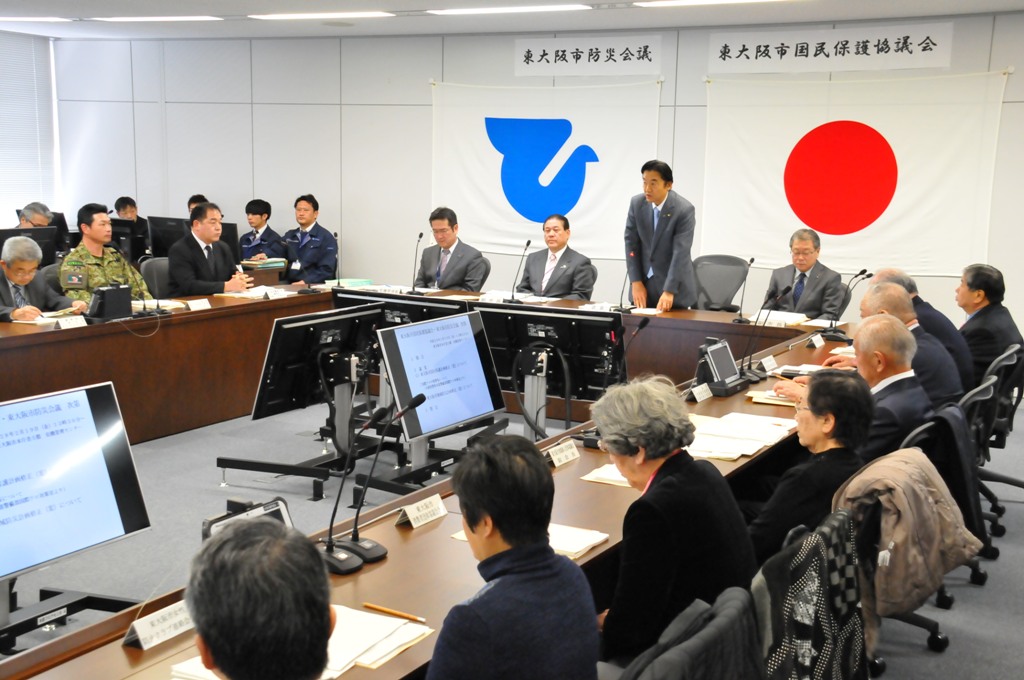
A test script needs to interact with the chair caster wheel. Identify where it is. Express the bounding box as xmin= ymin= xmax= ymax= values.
xmin=970 ymin=568 xmax=988 ymax=586
xmin=979 ymin=544 xmax=1000 ymax=560
xmin=935 ymin=591 xmax=954 ymax=609
xmin=928 ymin=632 xmax=949 ymax=652
xmin=990 ymin=522 xmax=1007 ymax=537
xmin=991 ymin=503 xmax=1006 ymax=517
xmin=869 ymin=656 xmax=887 ymax=677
